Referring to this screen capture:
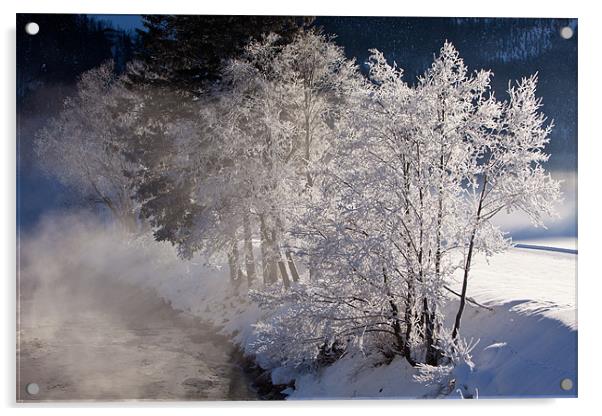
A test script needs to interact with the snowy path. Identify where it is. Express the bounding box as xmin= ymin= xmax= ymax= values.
xmin=17 ymin=271 xmax=257 ymax=402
